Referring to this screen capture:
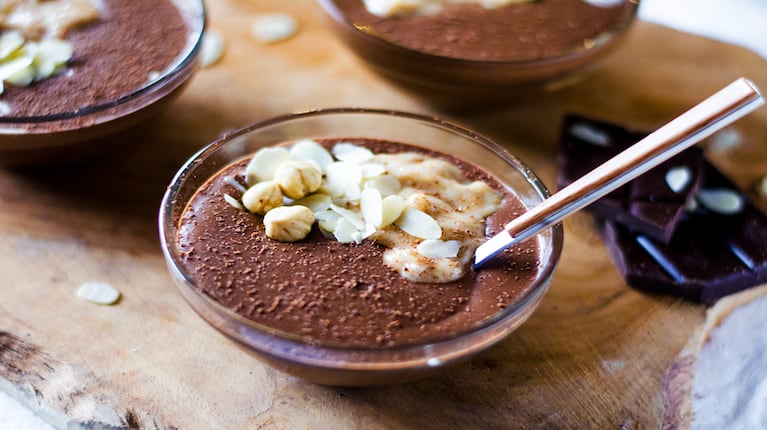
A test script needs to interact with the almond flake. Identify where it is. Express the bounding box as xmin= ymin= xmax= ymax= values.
xmin=697 ymin=188 xmax=744 ymax=215
xmin=315 ymin=210 xmax=341 ymax=233
xmin=330 ymin=204 xmax=366 ymax=230
xmin=395 ymin=207 xmax=442 ymax=240
xmin=665 ymin=166 xmax=692 ymax=193
xmin=364 ymin=174 xmax=401 ymax=196
xmin=0 ymin=56 xmax=33 ymax=82
xmin=291 ymin=193 xmax=332 ymax=213
xmin=416 ymin=239 xmax=460 ymax=259
xmin=250 ymin=13 xmax=297 ymax=44
xmin=223 ymin=193 xmax=244 ymax=210
xmin=360 ymin=163 xmax=386 ymax=178
xmin=289 ymin=139 xmax=334 ymax=173
xmin=245 ymin=146 xmax=290 ymax=185
xmin=332 ymin=143 xmax=375 ymax=163
xmin=569 ymin=122 xmax=611 ymax=147
xmin=76 ymin=282 xmax=121 ymax=305
xmin=380 ymin=194 xmax=406 ymax=227
xmin=200 ymin=29 xmax=225 ymax=67
xmin=0 ymin=31 xmax=24 ymax=60
xmin=333 ymin=217 xmax=359 ymax=243
xmin=325 ymin=161 xmax=362 ymax=201
xmin=360 ymin=187 xmax=383 ymax=227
